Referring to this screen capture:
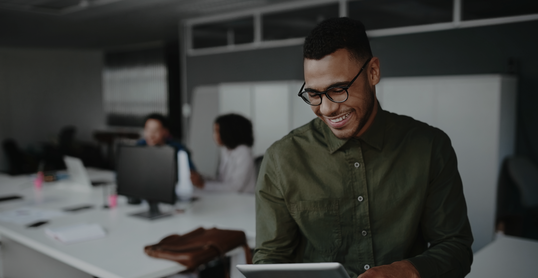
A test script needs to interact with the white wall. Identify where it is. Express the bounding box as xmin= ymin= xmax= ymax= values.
xmin=0 ymin=48 xmax=104 ymax=172
xmin=377 ymin=74 xmax=517 ymax=252
xmin=188 ymin=85 xmax=221 ymax=176
xmin=218 ymin=81 xmax=310 ymax=158
xmin=188 ymin=81 xmax=313 ymax=176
